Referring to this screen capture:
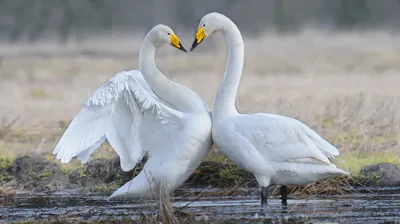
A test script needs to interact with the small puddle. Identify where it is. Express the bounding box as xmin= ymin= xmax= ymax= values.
xmin=1 ymin=187 xmax=399 ymax=223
